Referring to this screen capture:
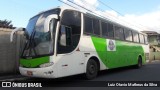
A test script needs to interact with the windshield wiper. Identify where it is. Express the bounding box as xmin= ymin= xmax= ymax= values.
xmin=28 ymin=31 xmax=37 ymax=56
xmin=22 ymin=30 xmax=37 ymax=58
